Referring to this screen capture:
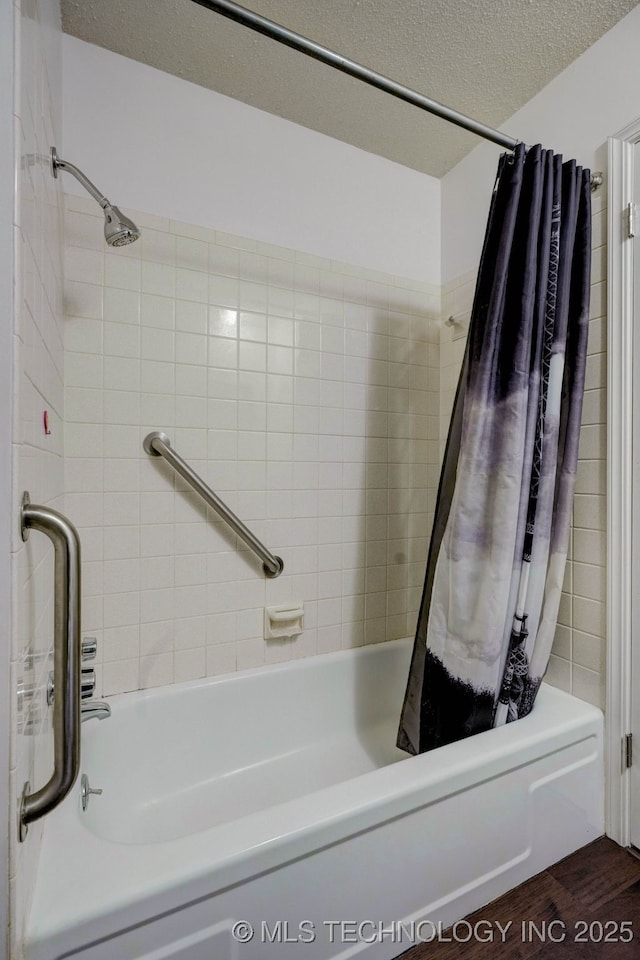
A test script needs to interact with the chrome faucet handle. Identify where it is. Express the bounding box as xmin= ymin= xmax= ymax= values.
xmin=47 ymin=667 xmax=95 ymax=703
xmin=80 ymin=668 xmax=96 ymax=700
xmin=81 ymin=637 xmax=97 ymax=662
